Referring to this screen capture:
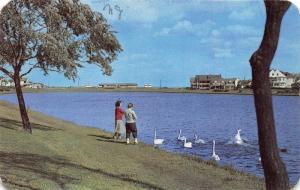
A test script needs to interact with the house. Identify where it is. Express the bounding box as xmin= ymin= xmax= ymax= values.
xmin=5 ymin=79 xmax=14 ymax=87
xmin=269 ymin=69 xmax=295 ymax=88
xmin=144 ymin=84 xmax=152 ymax=88
xmin=118 ymin=83 xmax=138 ymax=88
xmin=190 ymin=75 xmax=222 ymax=90
xmin=0 ymin=76 xmax=5 ymax=86
xmin=99 ymin=83 xmax=138 ymax=88
xmin=98 ymin=83 xmax=118 ymax=88
xmin=0 ymin=77 xmax=40 ymax=88
xmin=190 ymin=74 xmax=239 ymax=91
xmin=210 ymin=79 xmax=224 ymax=90
xmin=240 ymin=80 xmax=252 ymax=89
xmin=223 ymin=78 xmax=240 ymax=90
xmin=26 ymin=83 xmax=45 ymax=89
